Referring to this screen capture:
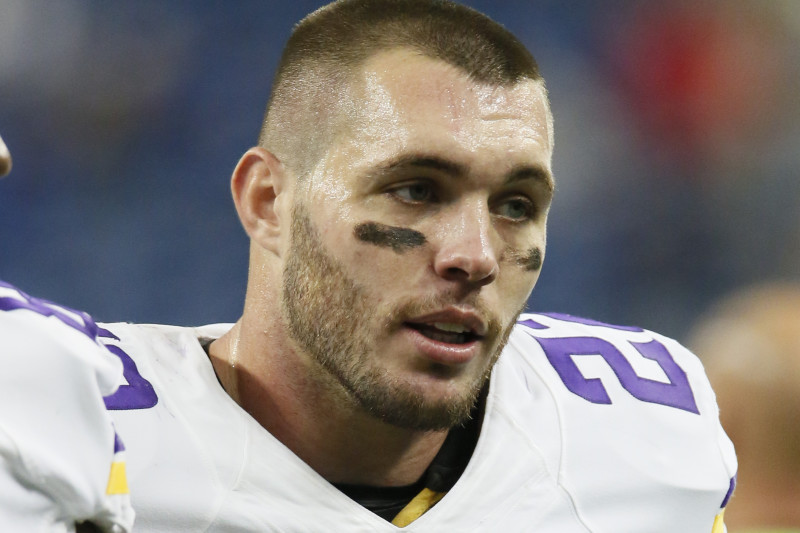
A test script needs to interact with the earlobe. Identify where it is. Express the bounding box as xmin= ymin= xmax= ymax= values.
xmin=231 ymin=146 xmax=287 ymax=254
